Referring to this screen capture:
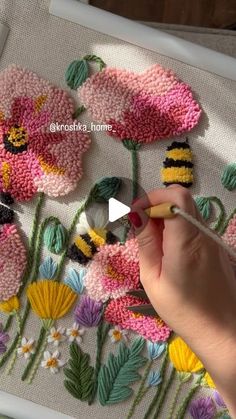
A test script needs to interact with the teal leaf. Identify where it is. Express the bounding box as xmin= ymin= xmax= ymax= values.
xmin=90 ymin=177 xmax=122 ymax=202
xmin=221 ymin=163 xmax=236 ymax=191
xmin=98 ymin=337 xmax=147 ymax=405
xmin=195 ymin=197 xmax=211 ymax=220
xmin=64 ymin=268 xmax=86 ymax=294
xmin=39 ymin=256 xmax=57 ymax=279
xmin=65 ymin=59 xmax=89 ymax=89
